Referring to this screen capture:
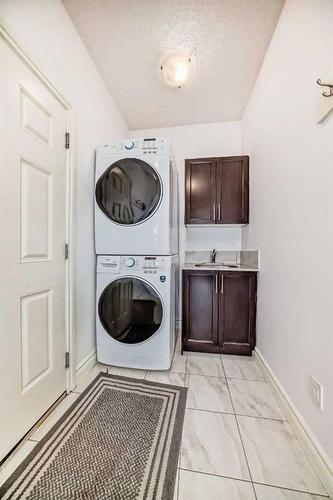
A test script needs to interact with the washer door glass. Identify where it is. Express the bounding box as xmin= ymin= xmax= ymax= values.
xmin=99 ymin=277 xmax=163 ymax=344
xmin=95 ymin=158 xmax=162 ymax=225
